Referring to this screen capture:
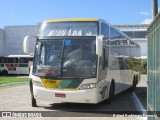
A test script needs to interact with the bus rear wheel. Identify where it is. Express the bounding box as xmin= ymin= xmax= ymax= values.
xmin=131 ymin=76 xmax=137 ymax=91
xmin=30 ymin=80 xmax=37 ymax=107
